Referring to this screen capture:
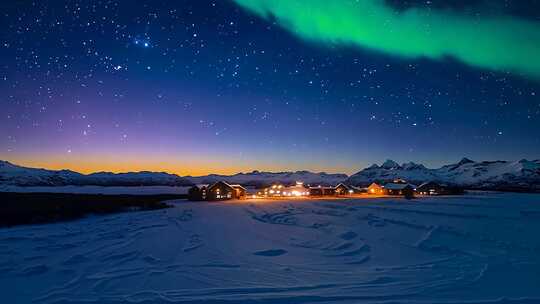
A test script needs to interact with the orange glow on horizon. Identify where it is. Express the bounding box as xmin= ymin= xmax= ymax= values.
xmin=2 ymin=154 xmax=353 ymax=177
